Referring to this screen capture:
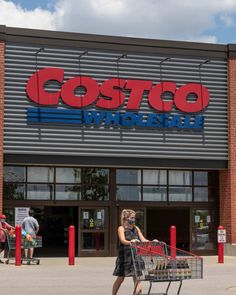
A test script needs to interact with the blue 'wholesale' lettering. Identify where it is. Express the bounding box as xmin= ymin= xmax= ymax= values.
xmin=27 ymin=107 xmax=204 ymax=130
xmin=83 ymin=111 xmax=106 ymax=126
